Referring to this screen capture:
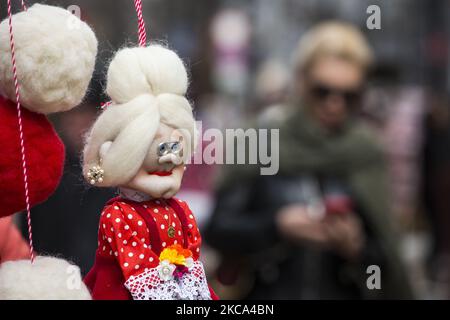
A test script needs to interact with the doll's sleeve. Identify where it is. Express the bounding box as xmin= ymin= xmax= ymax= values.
xmin=176 ymin=199 xmax=202 ymax=260
xmin=100 ymin=204 xmax=159 ymax=281
xmin=176 ymin=199 xmax=219 ymax=300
